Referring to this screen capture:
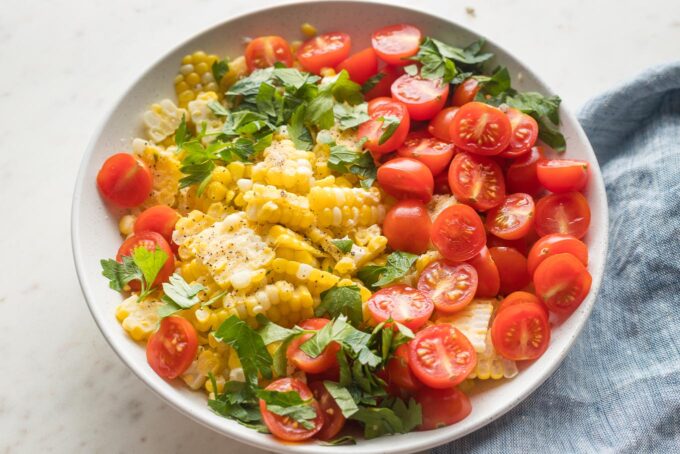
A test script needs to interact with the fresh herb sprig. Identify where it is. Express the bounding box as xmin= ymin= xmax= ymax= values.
xmin=100 ymin=246 xmax=168 ymax=302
